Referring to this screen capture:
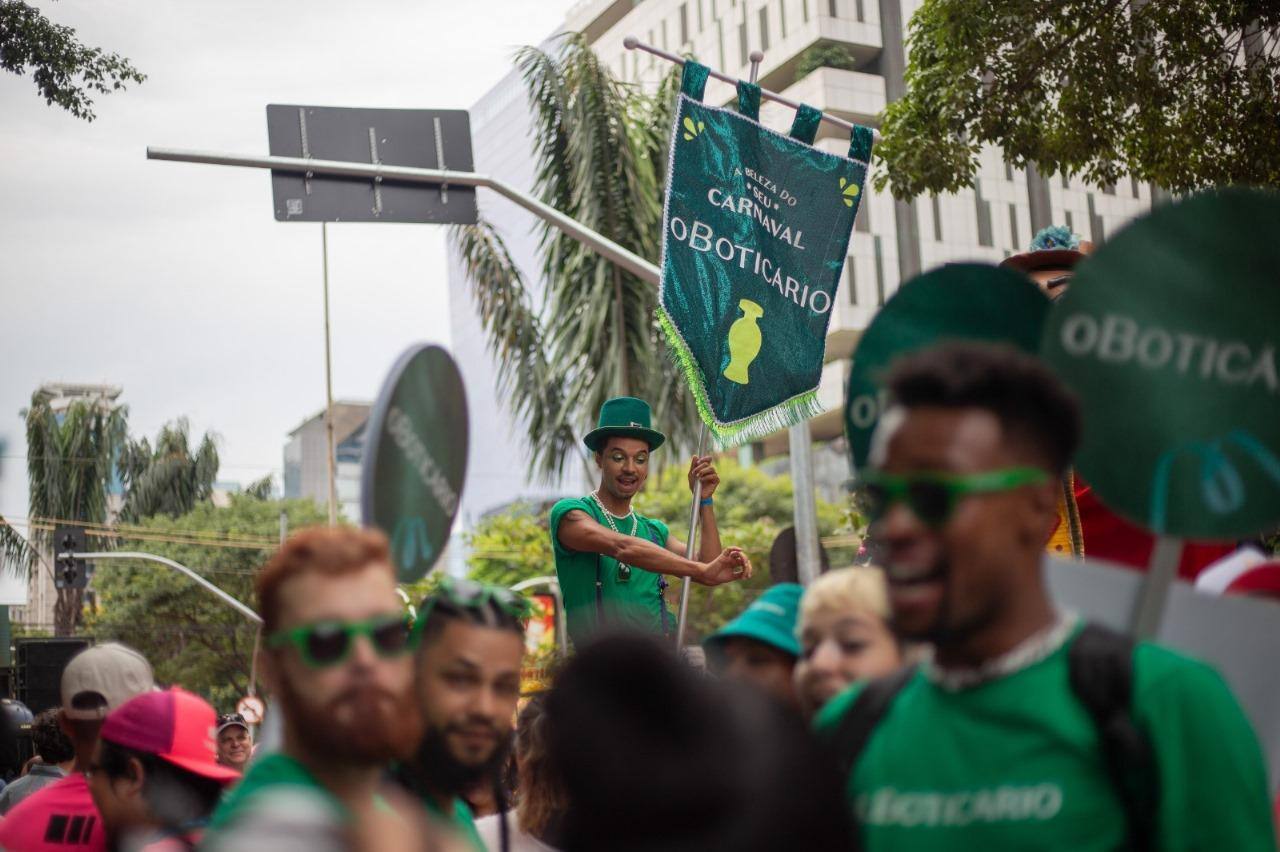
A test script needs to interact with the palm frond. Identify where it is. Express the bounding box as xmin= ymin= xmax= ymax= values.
xmin=451 ymin=39 xmax=704 ymax=480
xmin=119 ymin=419 xmax=221 ymax=522
xmin=0 ymin=517 xmax=35 ymax=580
xmin=449 ymin=220 xmax=584 ymax=480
